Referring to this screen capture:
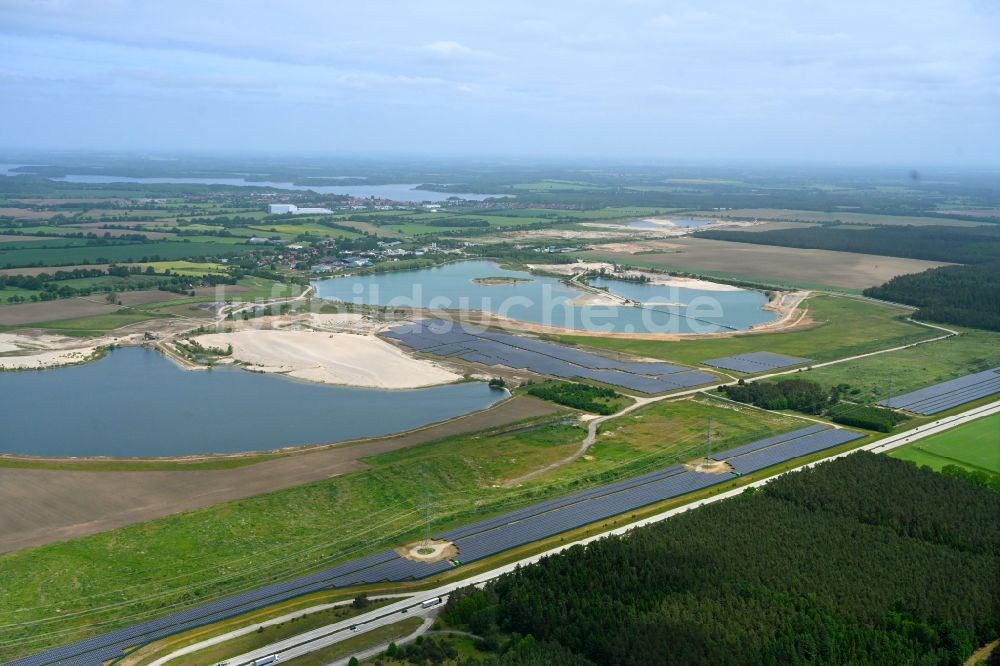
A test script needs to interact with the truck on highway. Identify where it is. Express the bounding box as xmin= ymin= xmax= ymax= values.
xmin=421 ymin=597 xmax=442 ymax=609
xmin=253 ymin=656 xmax=278 ymax=666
